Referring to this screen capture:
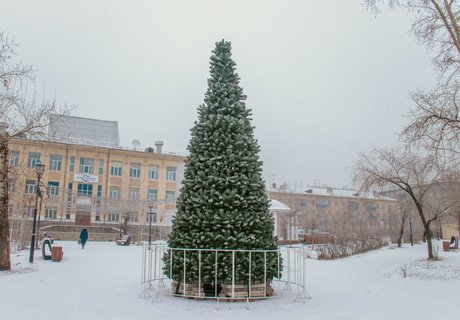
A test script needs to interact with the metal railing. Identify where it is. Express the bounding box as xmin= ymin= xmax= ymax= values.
xmin=140 ymin=244 xmax=311 ymax=303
